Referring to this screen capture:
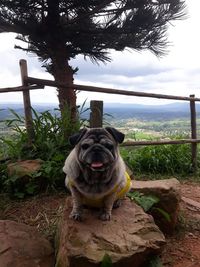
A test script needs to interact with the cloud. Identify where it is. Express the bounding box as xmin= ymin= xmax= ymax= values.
xmin=72 ymin=0 xmax=200 ymax=104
